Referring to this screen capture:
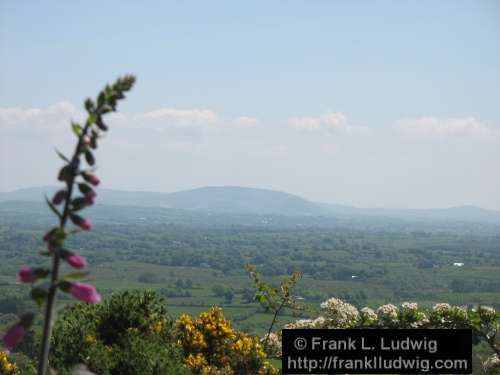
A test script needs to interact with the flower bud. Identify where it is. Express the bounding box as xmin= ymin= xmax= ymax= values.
xmin=65 ymin=252 xmax=87 ymax=269
xmin=42 ymin=230 xmax=52 ymax=242
xmin=16 ymin=267 xmax=38 ymax=283
xmin=2 ymin=322 xmax=26 ymax=349
xmin=70 ymin=214 xmax=92 ymax=231
xmin=69 ymin=282 xmax=101 ymax=304
xmin=84 ymin=190 xmax=97 ymax=205
xmin=52 ymin=190 xmax=67 ymax=205
xmin=82 ymin=172 xmax=100 ymax=186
